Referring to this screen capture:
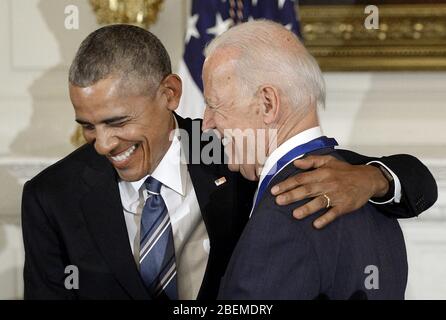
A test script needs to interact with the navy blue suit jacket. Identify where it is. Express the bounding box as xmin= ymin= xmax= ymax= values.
xmin=218 ymin=149 xmax=408 ymax=300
